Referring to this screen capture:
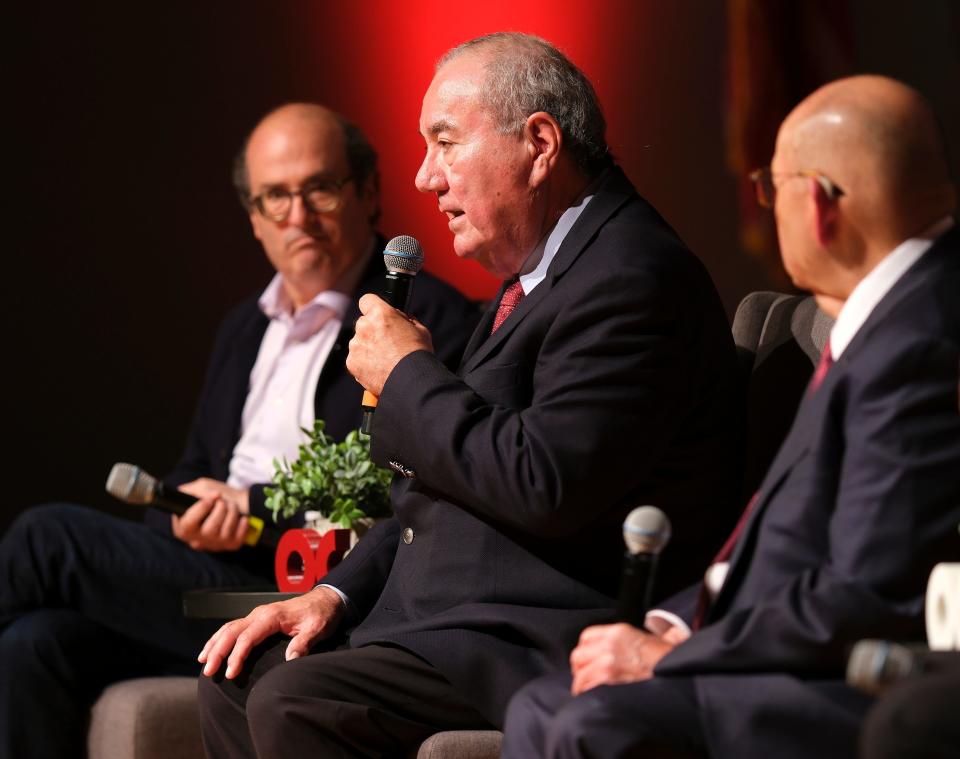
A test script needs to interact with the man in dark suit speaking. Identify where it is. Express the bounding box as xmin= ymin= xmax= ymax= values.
xmin=197 ymin=33 xmax=742 ymax=758
xmin=0 ymin=103 xmax=478 ymax=759
xmin=501 ymin=76 xmax=960 ymax=759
